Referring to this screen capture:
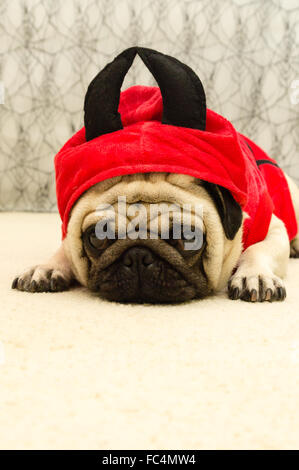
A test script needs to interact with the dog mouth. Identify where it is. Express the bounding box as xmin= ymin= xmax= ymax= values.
xmin=87 ymin=245 xmax=205 ymax=304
